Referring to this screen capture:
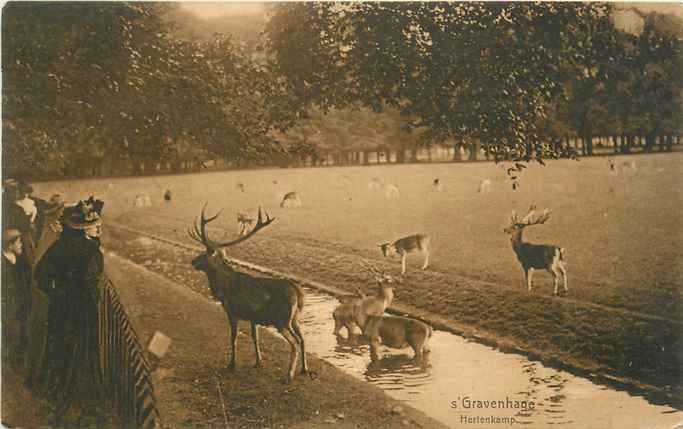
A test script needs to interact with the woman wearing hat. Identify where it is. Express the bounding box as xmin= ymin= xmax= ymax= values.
xmin=30 ymin=196 xmax=158 ymax=427
xmin=31 ymin=196 xmax=107 ymax=422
